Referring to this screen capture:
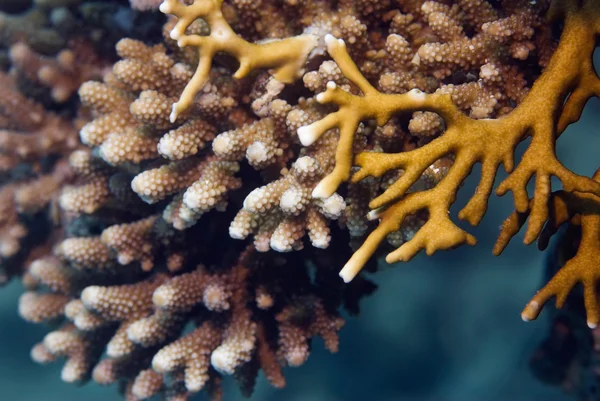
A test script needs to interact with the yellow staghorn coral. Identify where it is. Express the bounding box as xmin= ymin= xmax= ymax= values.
xmin=300 ymin=0 xmax=600 ymax=318
xmin=159 ymin=0 xmax=318 ymax=122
